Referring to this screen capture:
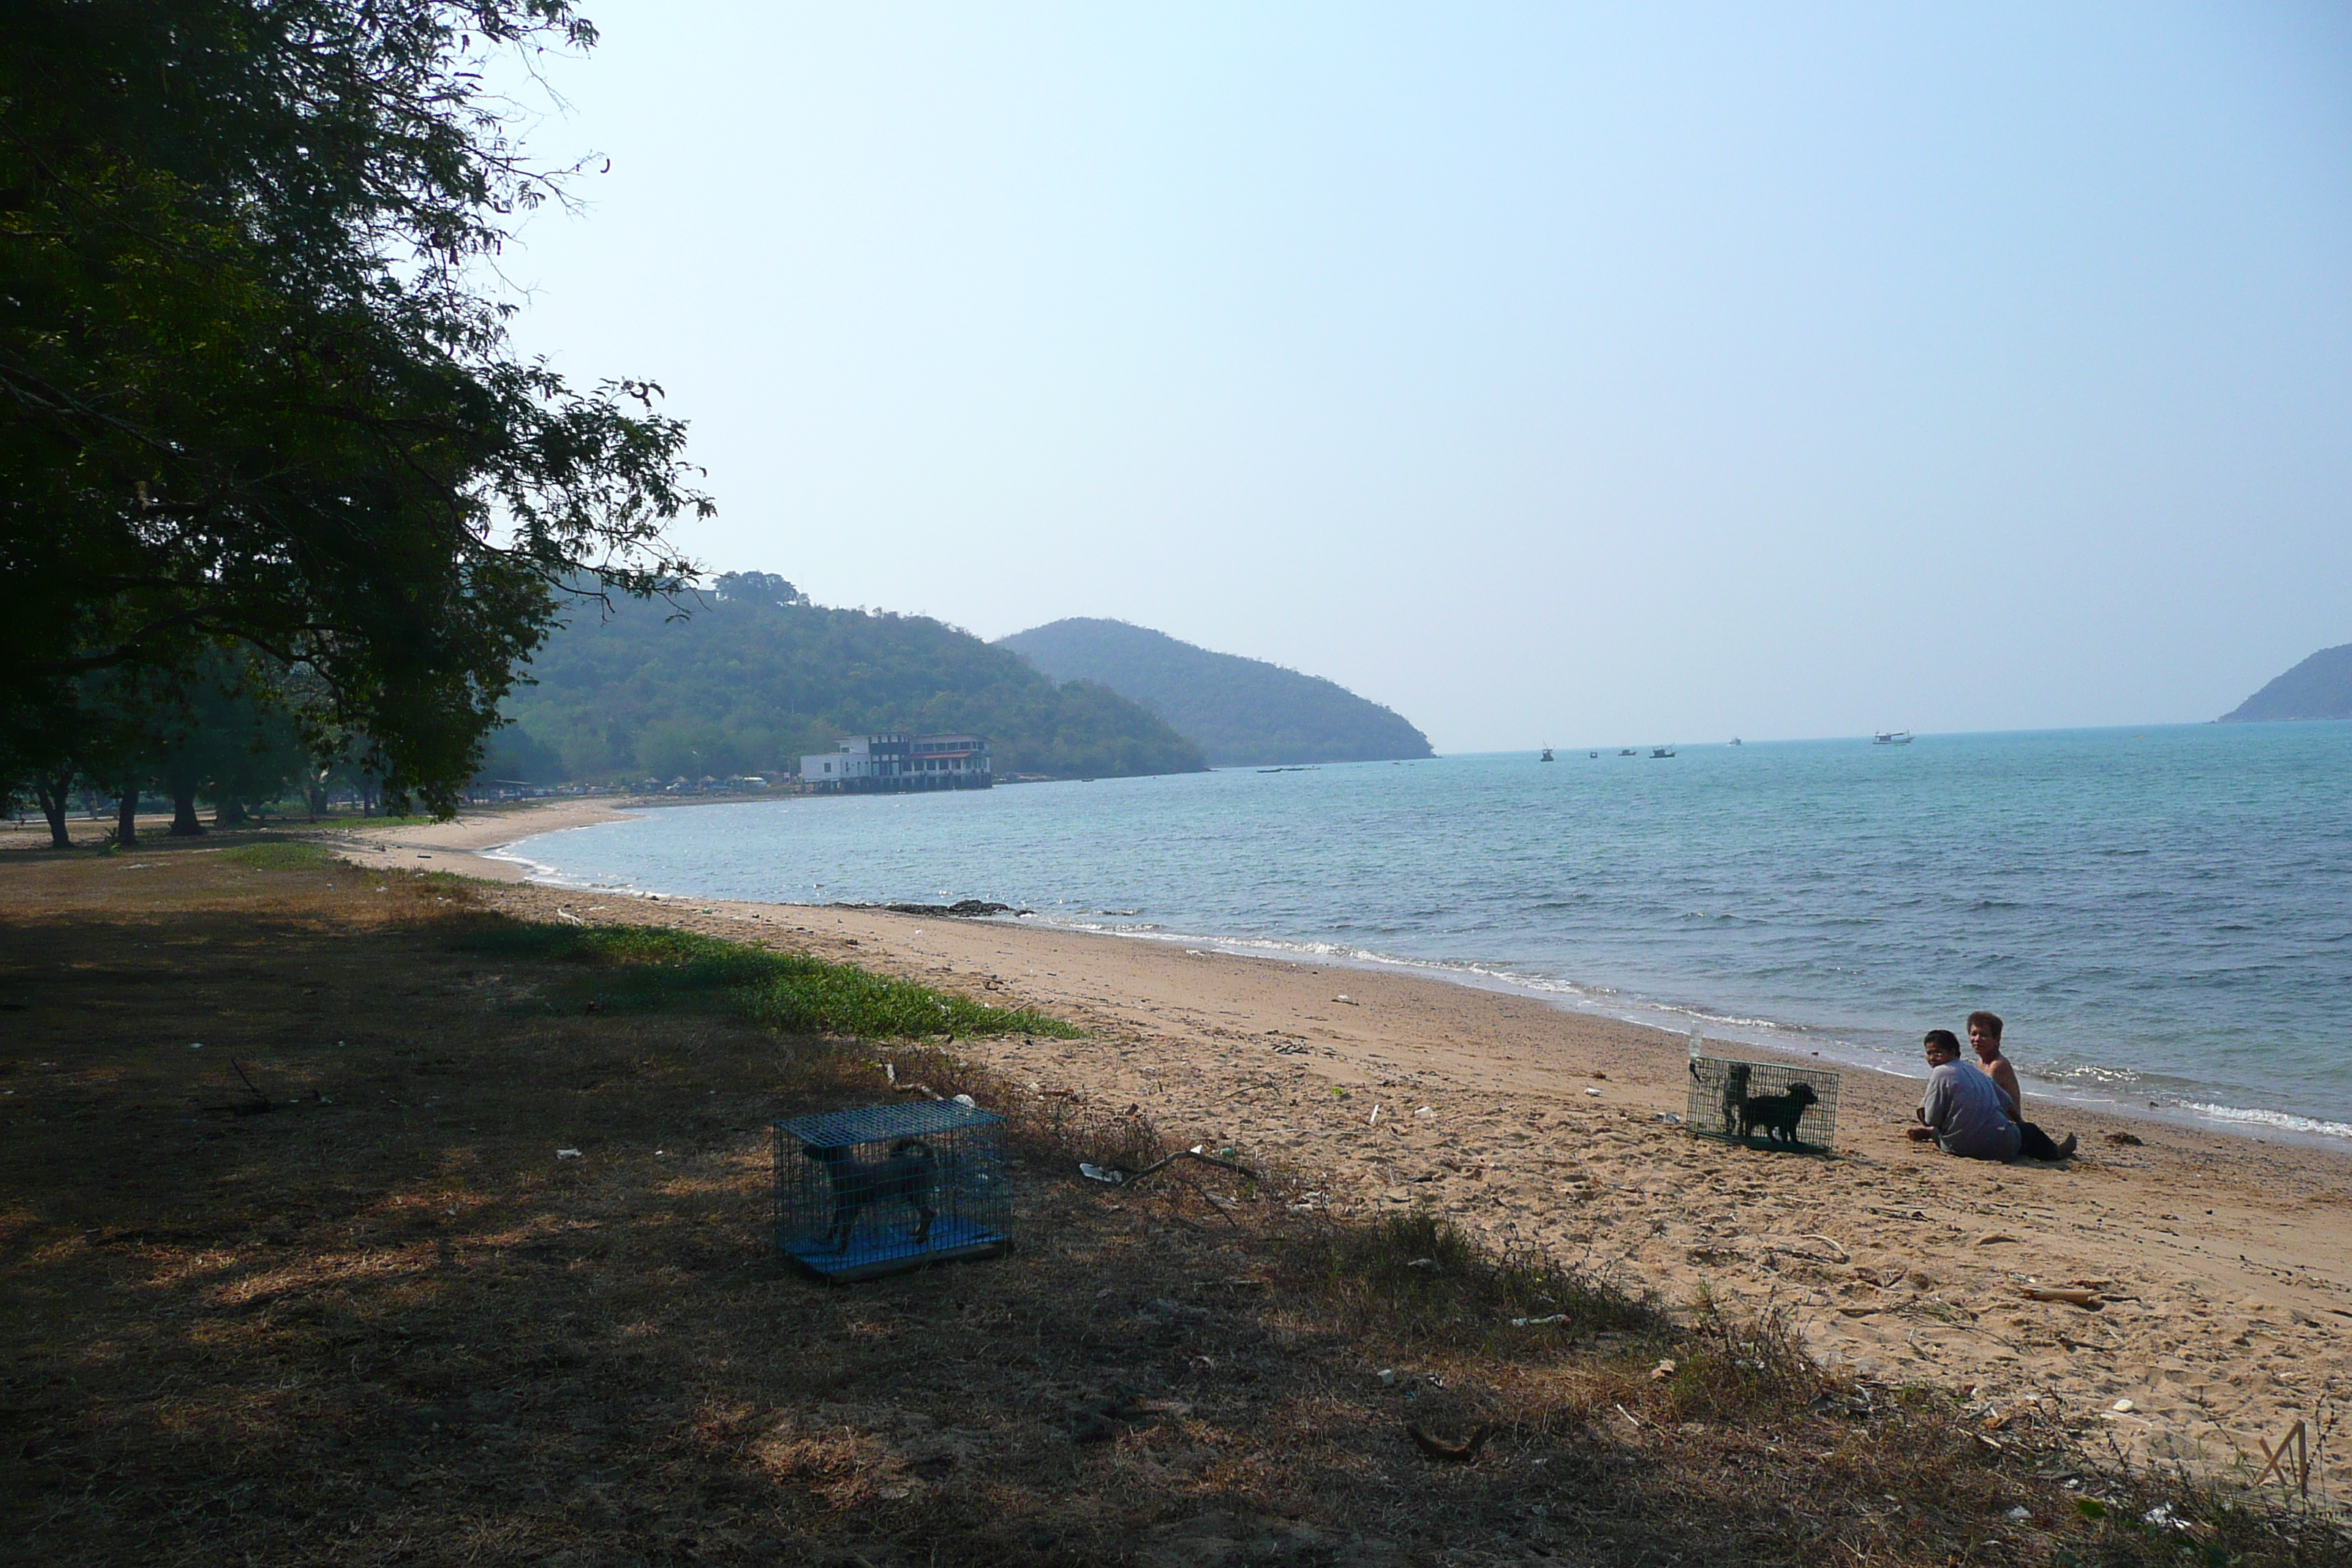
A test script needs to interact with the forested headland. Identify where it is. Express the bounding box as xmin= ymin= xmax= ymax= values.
xmin=996 ymin=617 xmax=1433 ymax=767
xmin=2218 ymin=643 xmax=2352 ymax=723
xmin=498 ymin=575 xmax=1207 ymax=784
